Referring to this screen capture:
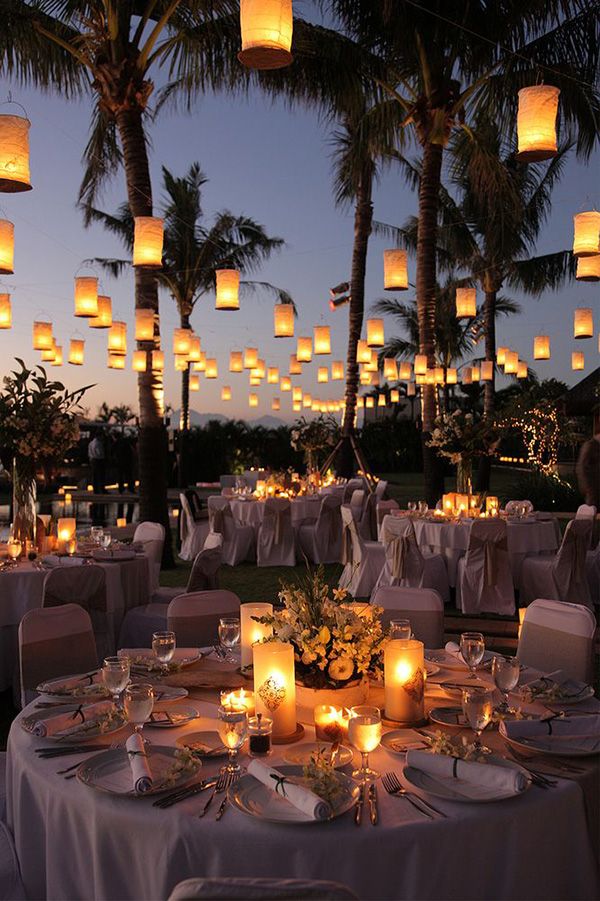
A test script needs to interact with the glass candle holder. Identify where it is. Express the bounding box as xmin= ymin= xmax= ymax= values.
xmin=7 ymin=539 xmax=21 ymax=561
xmin=313 ymin=704 xmax=349 ymax=743
xmin=220 ymin=689 xmax=256 ymax=716
xmin=384 ymin=639 xmax=425 ymax=724
xmin=240 ymin=603 xmax=273 ymax=669
xmin=248 ymin=714 xmax=272 ymax=756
